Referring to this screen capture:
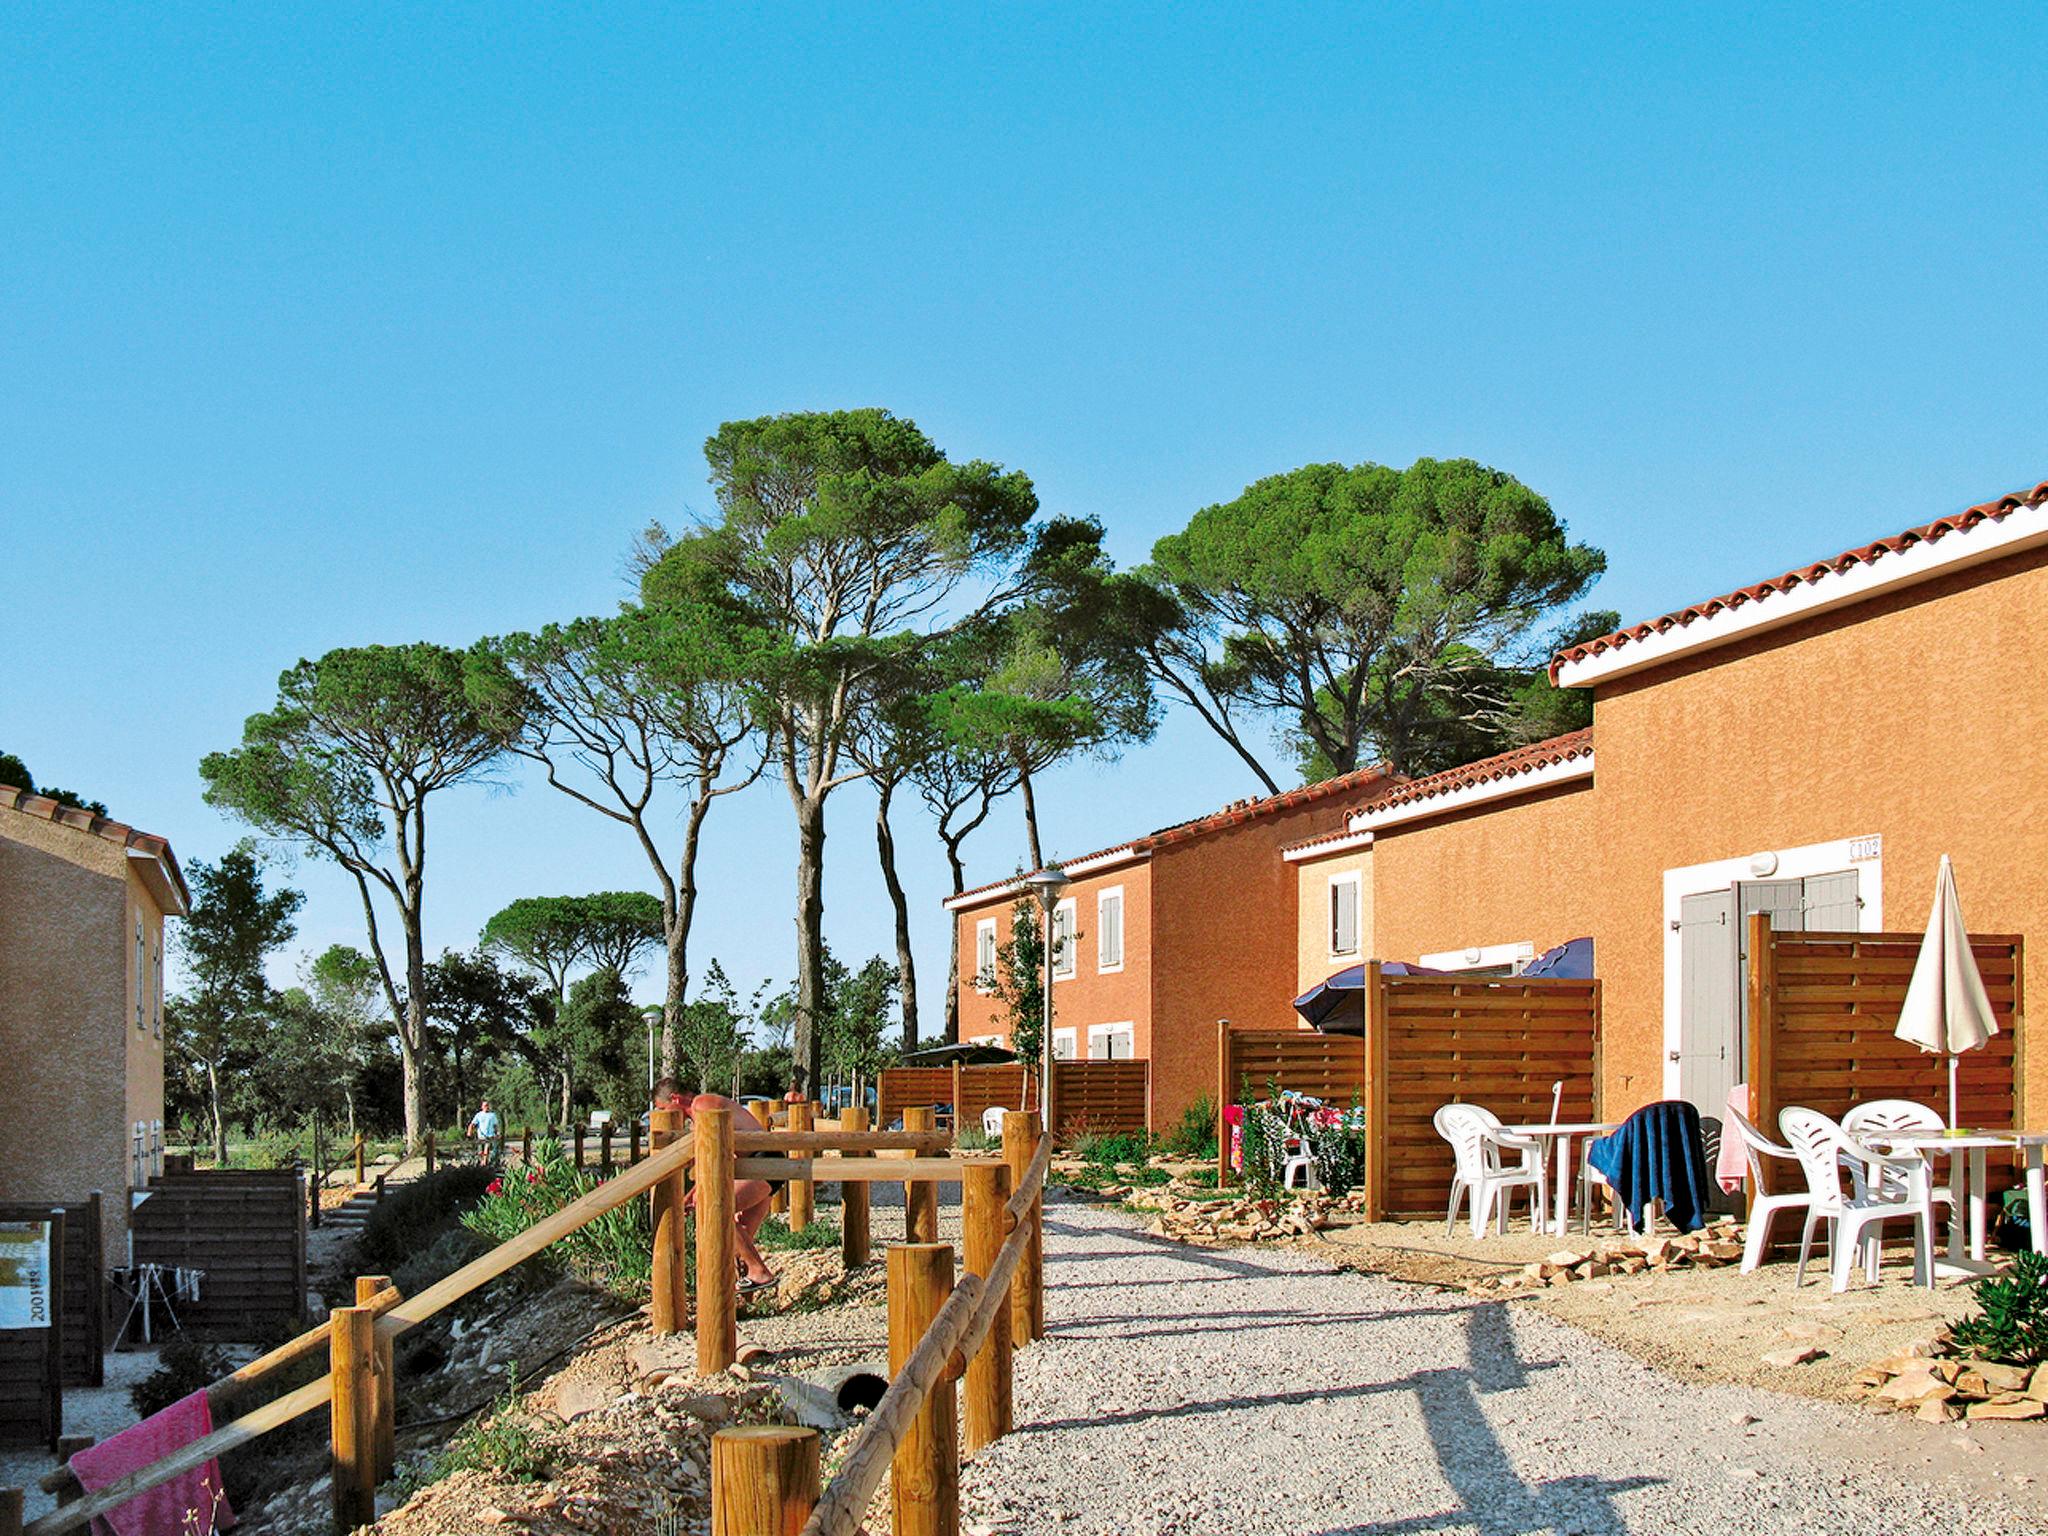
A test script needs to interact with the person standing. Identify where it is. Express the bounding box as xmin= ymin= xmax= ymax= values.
xmin=467 ymin=1098 xmax=503 ymax=1165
